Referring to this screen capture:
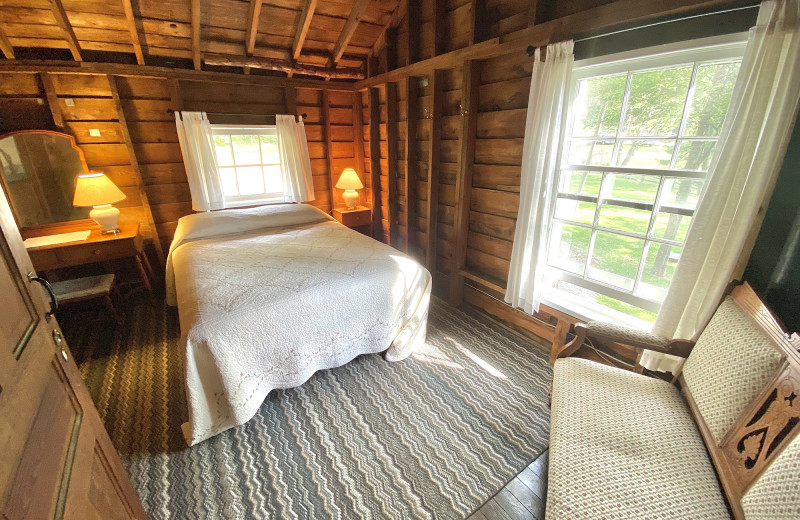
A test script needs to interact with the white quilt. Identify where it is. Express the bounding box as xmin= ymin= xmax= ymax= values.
xmin=166 ymin=204 xmax=432 ymax=446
